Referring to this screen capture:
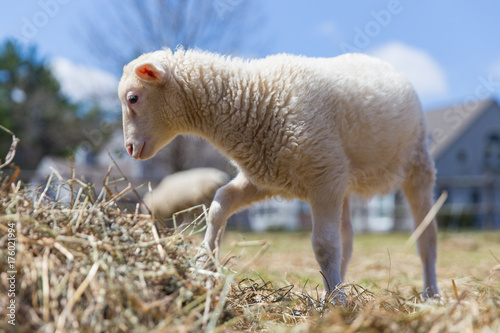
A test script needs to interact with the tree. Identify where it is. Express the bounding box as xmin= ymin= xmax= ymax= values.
xmin=84 ymin=0 xmax=262 ymax=74
xmin=82 ymin=0 xmax=262 ymax=174
xmin=0 ymin=40 xmax=112 ymax=171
